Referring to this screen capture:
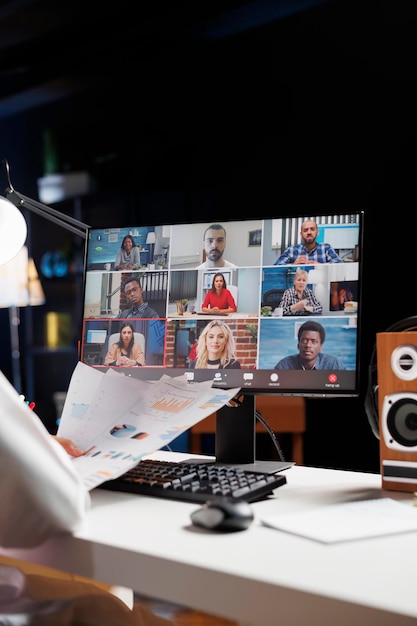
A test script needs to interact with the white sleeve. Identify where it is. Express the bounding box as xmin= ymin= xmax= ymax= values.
xmin=0 ymin=371 xmax=90 ymax=548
